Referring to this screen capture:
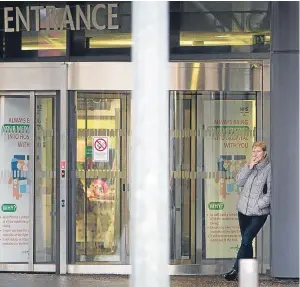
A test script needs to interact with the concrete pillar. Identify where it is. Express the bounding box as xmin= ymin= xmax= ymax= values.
xmin=131 ymin=2 xmax=169 ymax=287
xmin=270 ymin=1 xmax=299 ymax=278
